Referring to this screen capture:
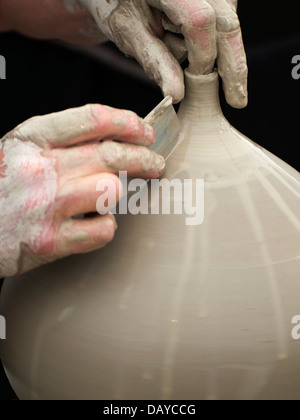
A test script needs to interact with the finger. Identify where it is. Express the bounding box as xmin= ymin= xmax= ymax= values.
xmin=56 ymin=214 xmax=117 ymax=256
xmin=231 ymin=0 xmax=238 ymax=11
xmin=164 ymin=32 xmax=188 ymax=64
xmin=148 ymin=0 xmax=217 ymax=74
xmin=138 ymin=29 xmax=185 ymax=103
xmin=52 ymin=140 xmax=166 ymax=179
xmin=7 ymin=104 xmax=155 ymax=149
xmin=207 ymin=0 xmax=248 ymax=108
xmin=162 ymin=14 xmax=182 ymax=34
xmin=144 ymin=4 xmax=165 ymax=39
xmin=108 ymin=8 xmax=184 ymax=103
xmin=56 ymin=173 xmax=120 ymax=218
